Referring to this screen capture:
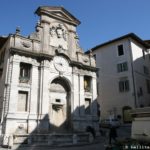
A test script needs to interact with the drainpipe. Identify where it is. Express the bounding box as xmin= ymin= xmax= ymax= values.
xmin=128 ymin=39 xmax=137 ymax=108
